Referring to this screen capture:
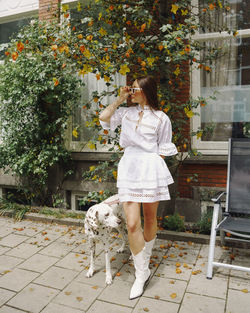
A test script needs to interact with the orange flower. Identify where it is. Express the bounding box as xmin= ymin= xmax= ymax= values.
xmin=140 ymin=23 xmax=146 ymax=32
xmin=51 ymin=44 xmax=58 ymax=51
xmin=99 ymin=190 xmax=104 ymax=195
xmin=103 ymin=129 xmax=109 ymax=135
xmin=158 ymin=45 xmax=164 ymax=51
xmin=126 ymin=20 xmax=132 ymax=26
xmin=209 ymin=3 xmax=215 ymax=10
xmin=78 ymin=34 xmax=83 ymax=39
xmin=72 ymin=26 xmax=76 ymax=31
xmin=53 ymin=78 xmax=59 ymax=86
xmin=12 ymin=52 xmax=18 ymax=61
xmin=5 ymin=51 xmax=10 ymax=56
xmin=64 ymin=13 xmax=69 ymax=18
xmin=88 ymin=20 xmax=94 ymax=27
xmin=109 ymin=5 xmax=114 ymax=10
xmin=140 ymin=43 xmax=145 ymax=49
xmin=16 ymin=42 xmax=24 ymax=52
xmin=62 ymin=63 xmax=66 ymax=69
xmin=80 ymin=45 xmax=85 ymax=53
xmin=96 ymin=73 xmax=101 ymax=80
